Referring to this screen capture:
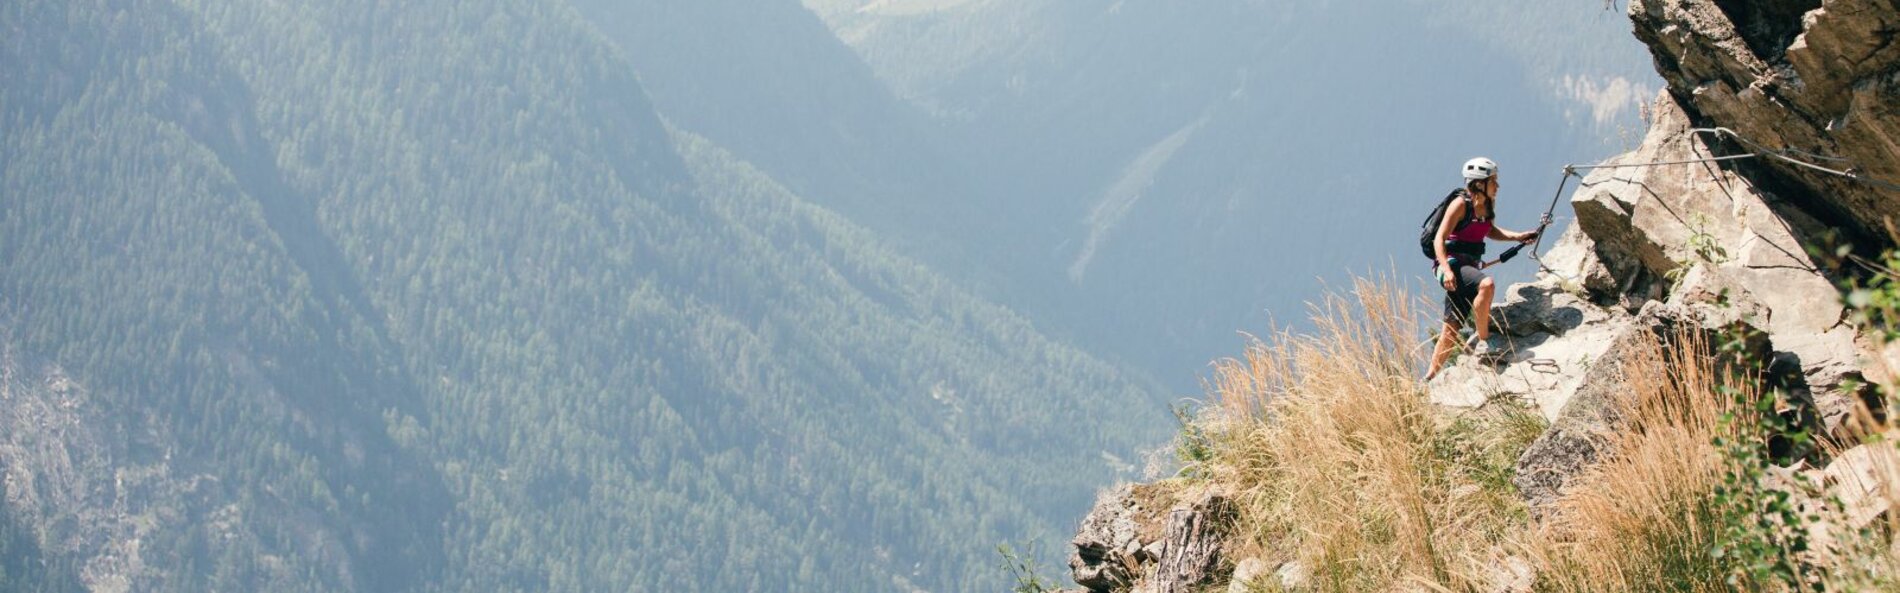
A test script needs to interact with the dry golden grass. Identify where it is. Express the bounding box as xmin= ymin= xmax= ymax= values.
xmin=1187 ymin=274 xmax=1900 ymax=592
xmin=1198 ymin=274 xmax=1540 ymax=591
xmin=1526 ymin=329 xmax=1745 ymax=592
xmin=1532 ymin=330 xmax=1900 ymax=592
